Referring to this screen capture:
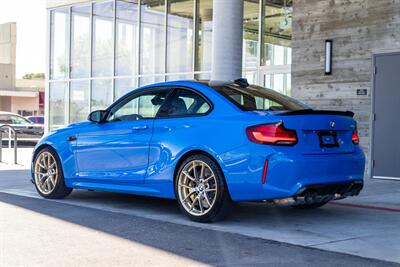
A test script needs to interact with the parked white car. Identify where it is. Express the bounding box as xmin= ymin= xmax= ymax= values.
xmin=0 ymin=111 xmax=44 ymax=142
